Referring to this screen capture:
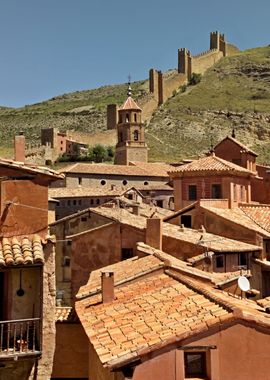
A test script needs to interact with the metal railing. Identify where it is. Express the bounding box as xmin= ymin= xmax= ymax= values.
xmin=0 ymin=318 xmax=41 ymax=356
